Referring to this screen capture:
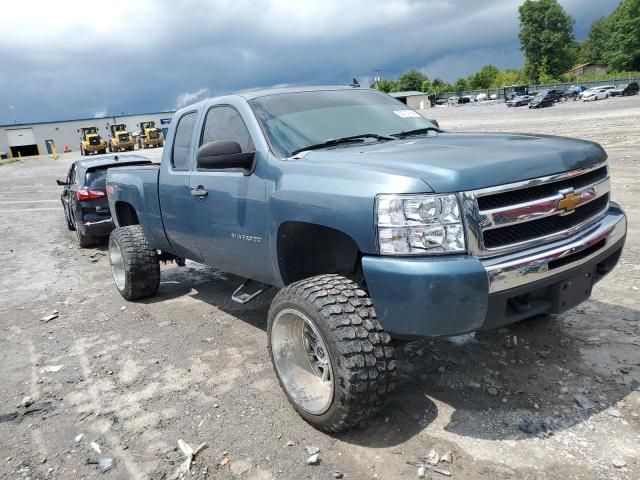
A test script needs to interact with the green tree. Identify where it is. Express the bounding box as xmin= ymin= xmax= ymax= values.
xmin=469 ymin=65 xmax=500 ymax=89
xmin=371 ymin=79 xmax=398 ymax=93
xmin=453 ymin=77 xmax=468 ymax=91
xmin=396 ymin=69 xmax=429 ymax=91
xmin=431 ymin=78 xmax=448 ymax=93
xmin=518 ymin=0 xmax=577 ymax=82
xmin=579 ymin=16 xmax=610 ymax=64
xmin=604 ymin=0 xmax=640 ymax=71
xmin=494 ymin=68 xmax=525 ymax=87
xmin=420 ymin=79 xmax=432 ymax=93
